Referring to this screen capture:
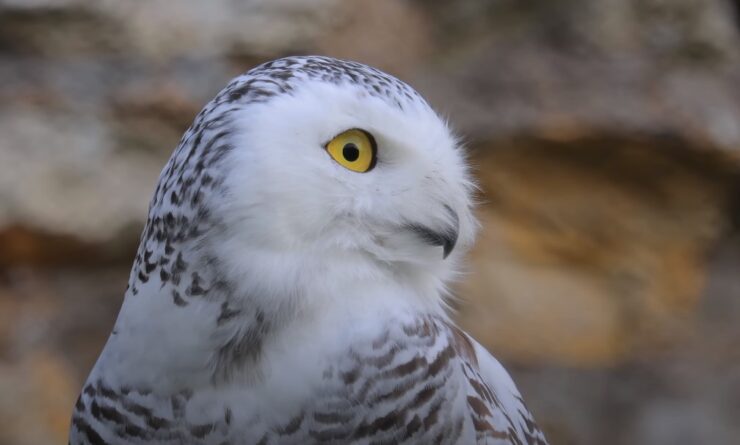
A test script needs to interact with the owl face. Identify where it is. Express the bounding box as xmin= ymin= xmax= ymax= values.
xmin=217 ymin=79 xmax=475 ymax=281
